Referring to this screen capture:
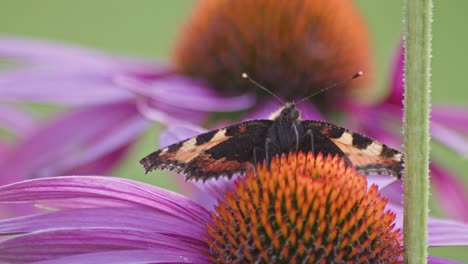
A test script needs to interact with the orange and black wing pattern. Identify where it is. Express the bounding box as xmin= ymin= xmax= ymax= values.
xmin=301 ymin=120 xmax=403 ymax=178
xmin=140 ymin=120 xmax=272 ymax=181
